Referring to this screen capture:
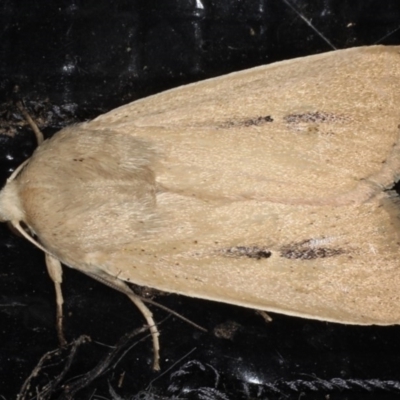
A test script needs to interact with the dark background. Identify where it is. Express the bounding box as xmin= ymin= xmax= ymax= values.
xmin=1 ymin=1 xmax=400 ymax=399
